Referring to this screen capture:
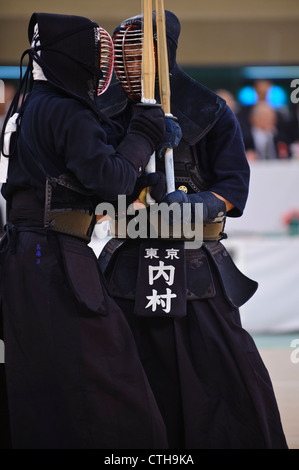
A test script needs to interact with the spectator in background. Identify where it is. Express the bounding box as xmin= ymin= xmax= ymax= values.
xmin=215 ymin=88 xmax=239 ymax=115
xmin=287 ymin=103 xmax=299 ymax=158
xmin=236 ymin=79 xmax=290 ymax=152
xmin=254 ymin=79 xmax=272 ymax=101
xmin=242 ymin=101 xmax=290 ymax=161
xmin=236 ymin=79 xmax=272 ymax=135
